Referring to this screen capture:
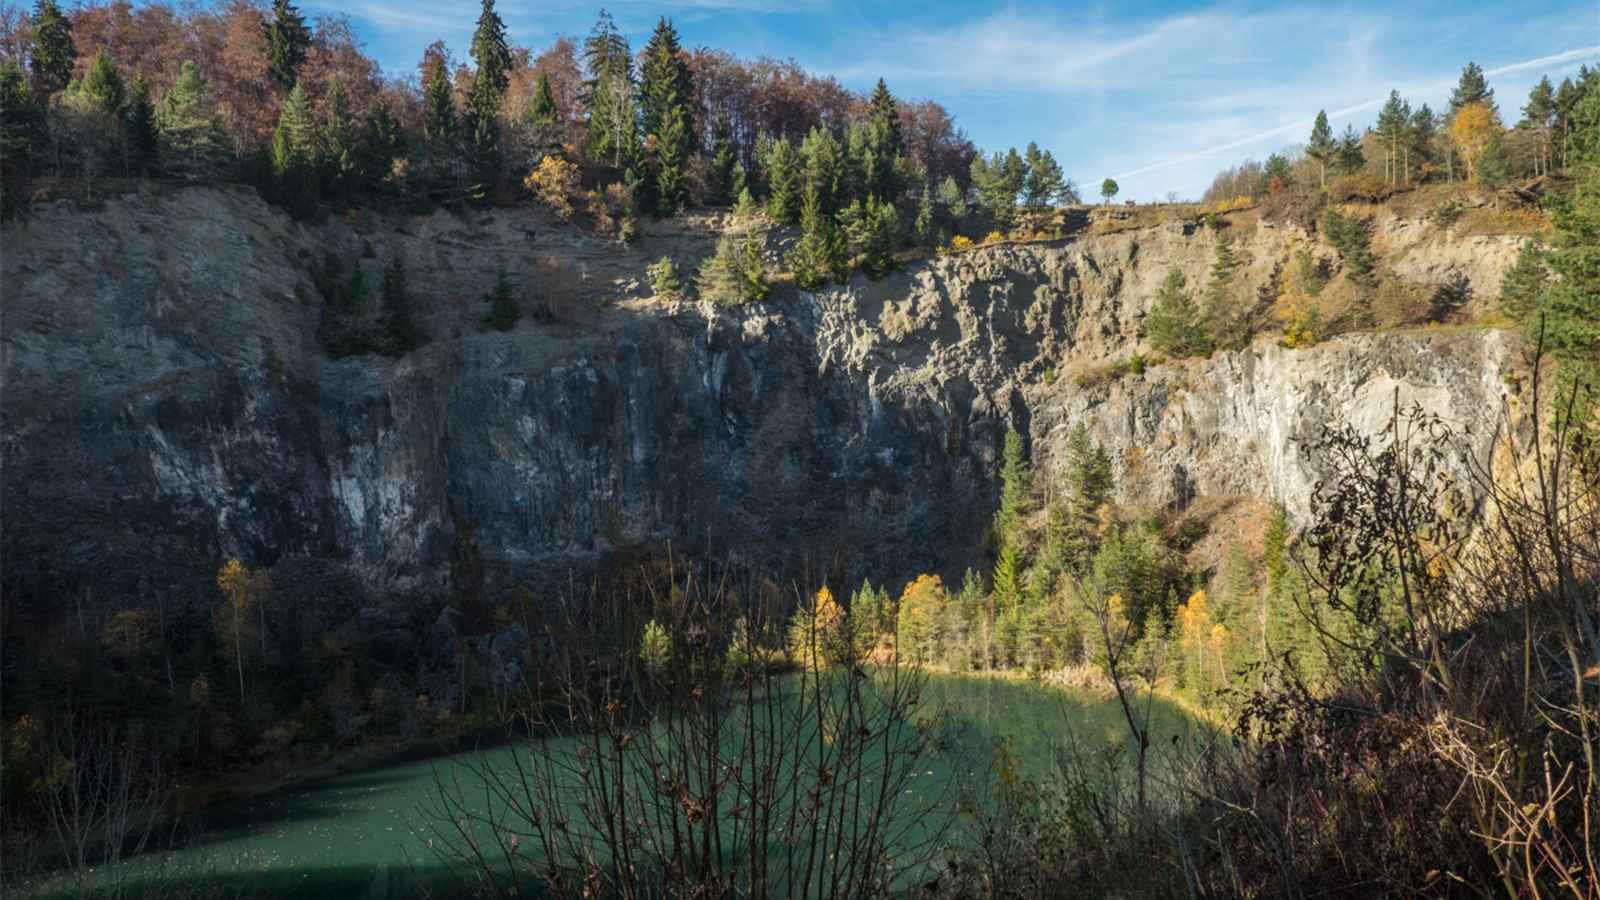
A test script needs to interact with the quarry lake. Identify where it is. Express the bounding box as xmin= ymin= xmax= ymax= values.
xmin=20 ymin=674 xmax=1200 ymax=899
